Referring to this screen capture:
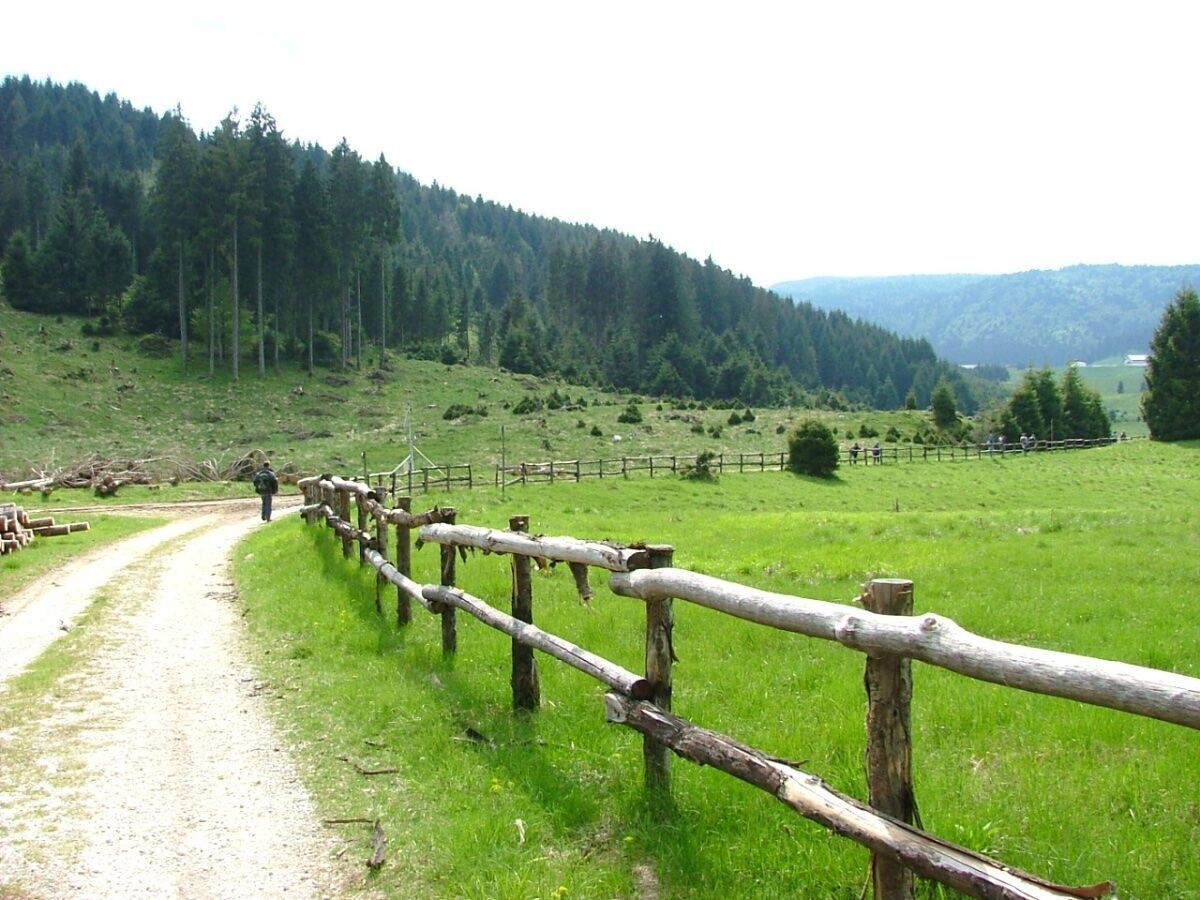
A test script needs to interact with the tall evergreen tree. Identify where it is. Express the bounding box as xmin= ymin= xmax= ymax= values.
xmin=1142 ymin=287 xmax=1200 ymax=441
xmin=292 ymin=159 xmax=333 ymax=374
xmin=152 ymin=113 xmax=197 ymax=374
xmin=205 ymin=113 xmax=247 ymax=379
xmin=367 ymin=155 xmax=400 ymax=354
xmin=328 ymin=139 xmax=367 ymax=368
xmin=1 ymin=229 xmax=35 ymax=308
xmin=244 ymin=105 xmax=293 ymax=375
xmin=931 ymin=379 xmax=958 ymax=430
